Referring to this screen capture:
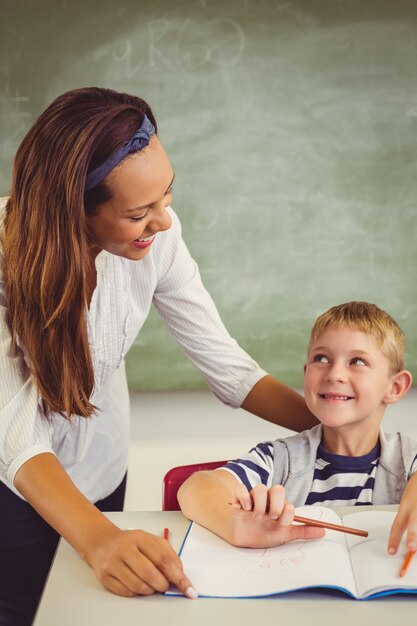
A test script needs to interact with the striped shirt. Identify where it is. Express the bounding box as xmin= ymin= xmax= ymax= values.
xmin=305 ymin=443 xmax=379 ymax=506
xmin=222 ymin=439 xmax=417 ymax=507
